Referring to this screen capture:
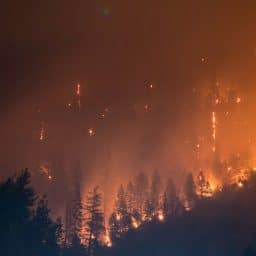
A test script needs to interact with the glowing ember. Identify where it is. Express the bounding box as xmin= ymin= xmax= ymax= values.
xmin=157 ymin=212 xmax=164 ymax=221
xmin=236 ymin=97 xmax=241 ymax=104
xmin=131 ymin=216 xmax=140 ymax=229
xmin=237 ymin=181 xmax=243 ymax=188
xmin=88 ymin=128 xmax=95 ymax=136
xmin=132 ymin=221 xmax=139 ymax=229
xmin=104 ymin=234 xmax=112 ymax=247
xmin=116 ymin=213 xmax=121 ymax=221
